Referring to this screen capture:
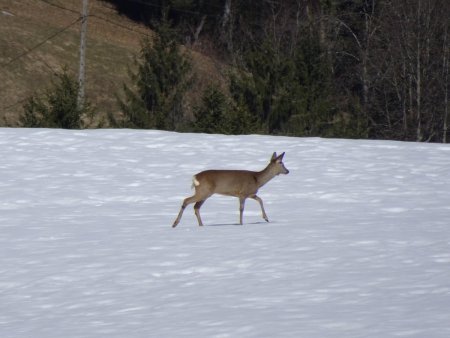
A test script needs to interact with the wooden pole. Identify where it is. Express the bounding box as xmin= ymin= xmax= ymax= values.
xmin=77 ymin=0 xmax=89 ymax=110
